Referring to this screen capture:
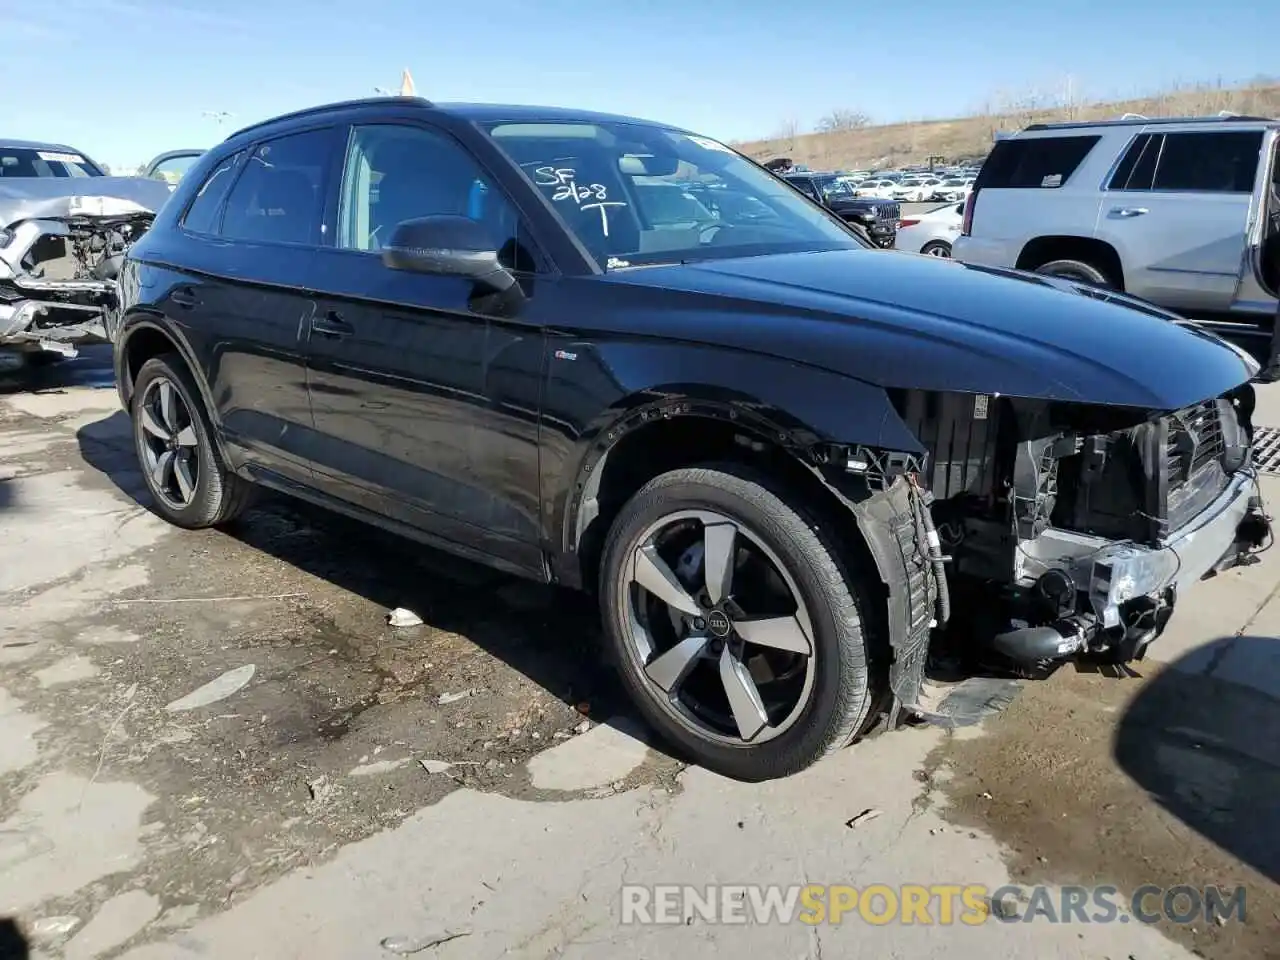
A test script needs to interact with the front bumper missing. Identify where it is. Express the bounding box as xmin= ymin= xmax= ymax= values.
xmin=0 ymin=299 xmax=108 ymax=352
xmin=1023 ymin=469 xmax=1269 ymax=631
